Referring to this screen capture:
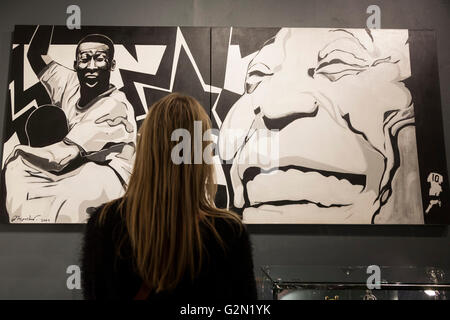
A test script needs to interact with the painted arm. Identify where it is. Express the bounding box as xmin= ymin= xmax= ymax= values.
xmin=6 ymin=141 xmax=79 ymax=172
xmin=27 ymin=25 xmax=54 ymax=76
